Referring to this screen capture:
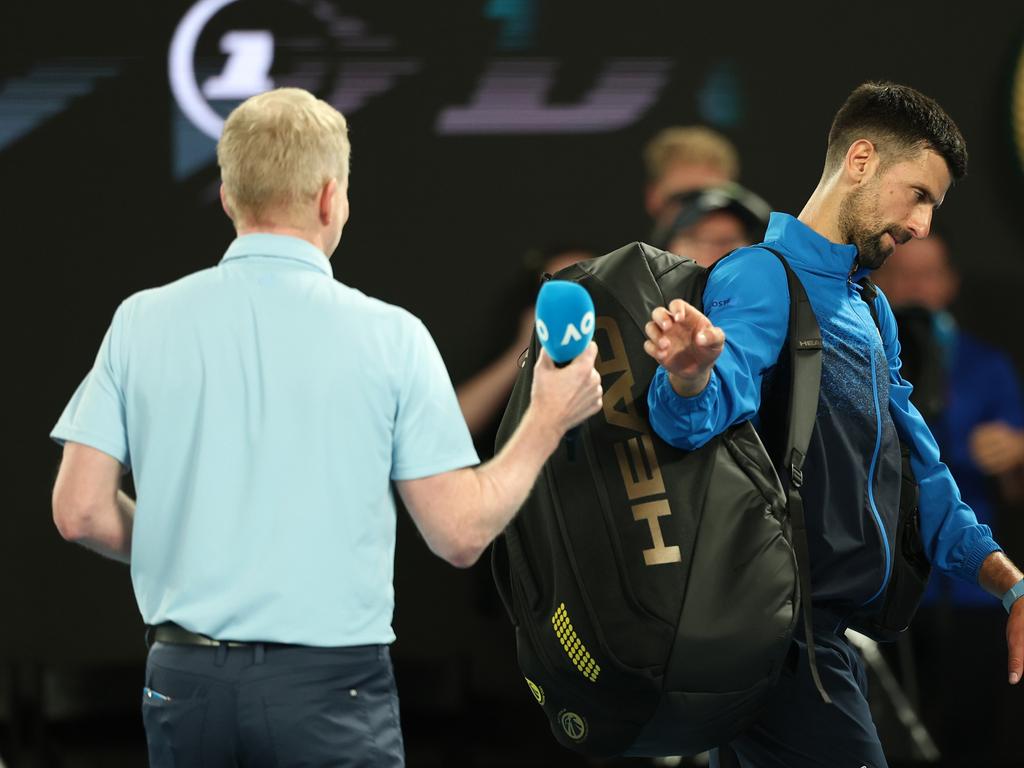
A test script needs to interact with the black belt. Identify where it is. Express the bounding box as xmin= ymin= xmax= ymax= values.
xmin=146 ymin=622 xmax=261 ymax=649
